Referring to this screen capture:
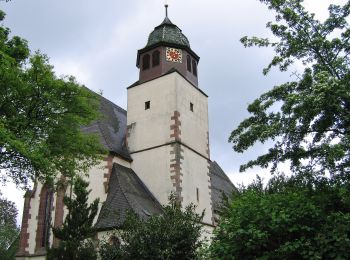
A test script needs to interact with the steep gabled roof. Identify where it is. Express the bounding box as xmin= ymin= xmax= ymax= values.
xmin=81 ymin=95 xmax=131 ymax=161
xmin=210 ymin=161 xmax=236 ymax=212
xmin=95 ymin=163 xmax=163 ymax=230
